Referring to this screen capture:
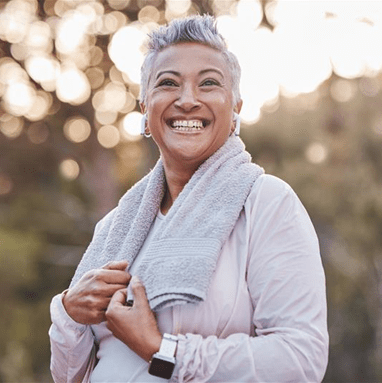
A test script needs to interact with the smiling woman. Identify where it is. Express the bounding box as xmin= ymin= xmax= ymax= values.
xmin=49 ymin=15 xmax=328 ymax=383
xmin=141 ymin=42 xmax=242 ymax=192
